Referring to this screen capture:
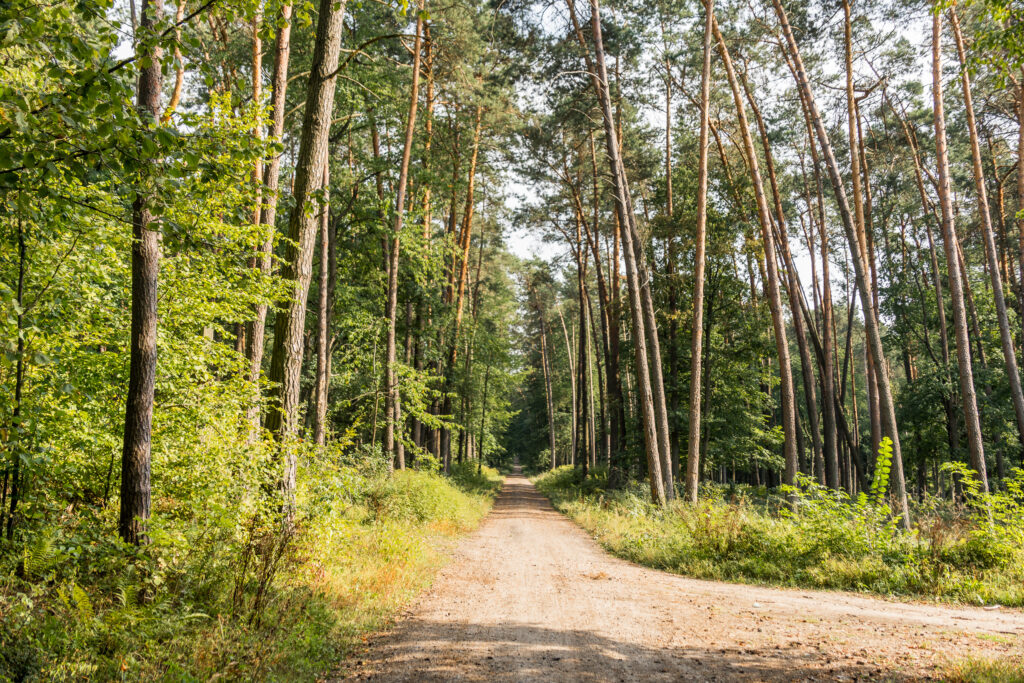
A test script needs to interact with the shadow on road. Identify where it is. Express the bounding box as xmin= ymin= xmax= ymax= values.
xmin=346 ymin=620 xmax=916 ymax=681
